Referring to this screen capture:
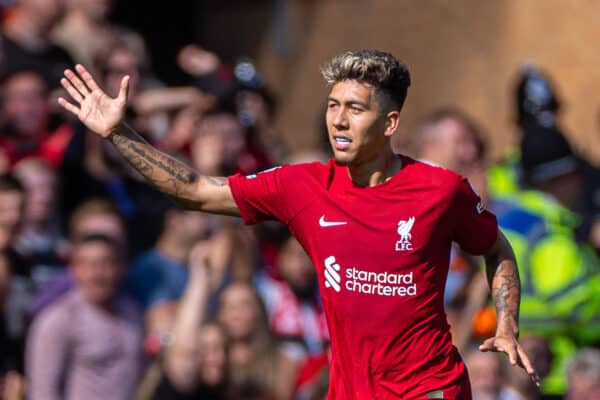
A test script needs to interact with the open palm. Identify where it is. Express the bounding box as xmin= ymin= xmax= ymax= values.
xmin=58 ymin=64 xmax=129 ymax=138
